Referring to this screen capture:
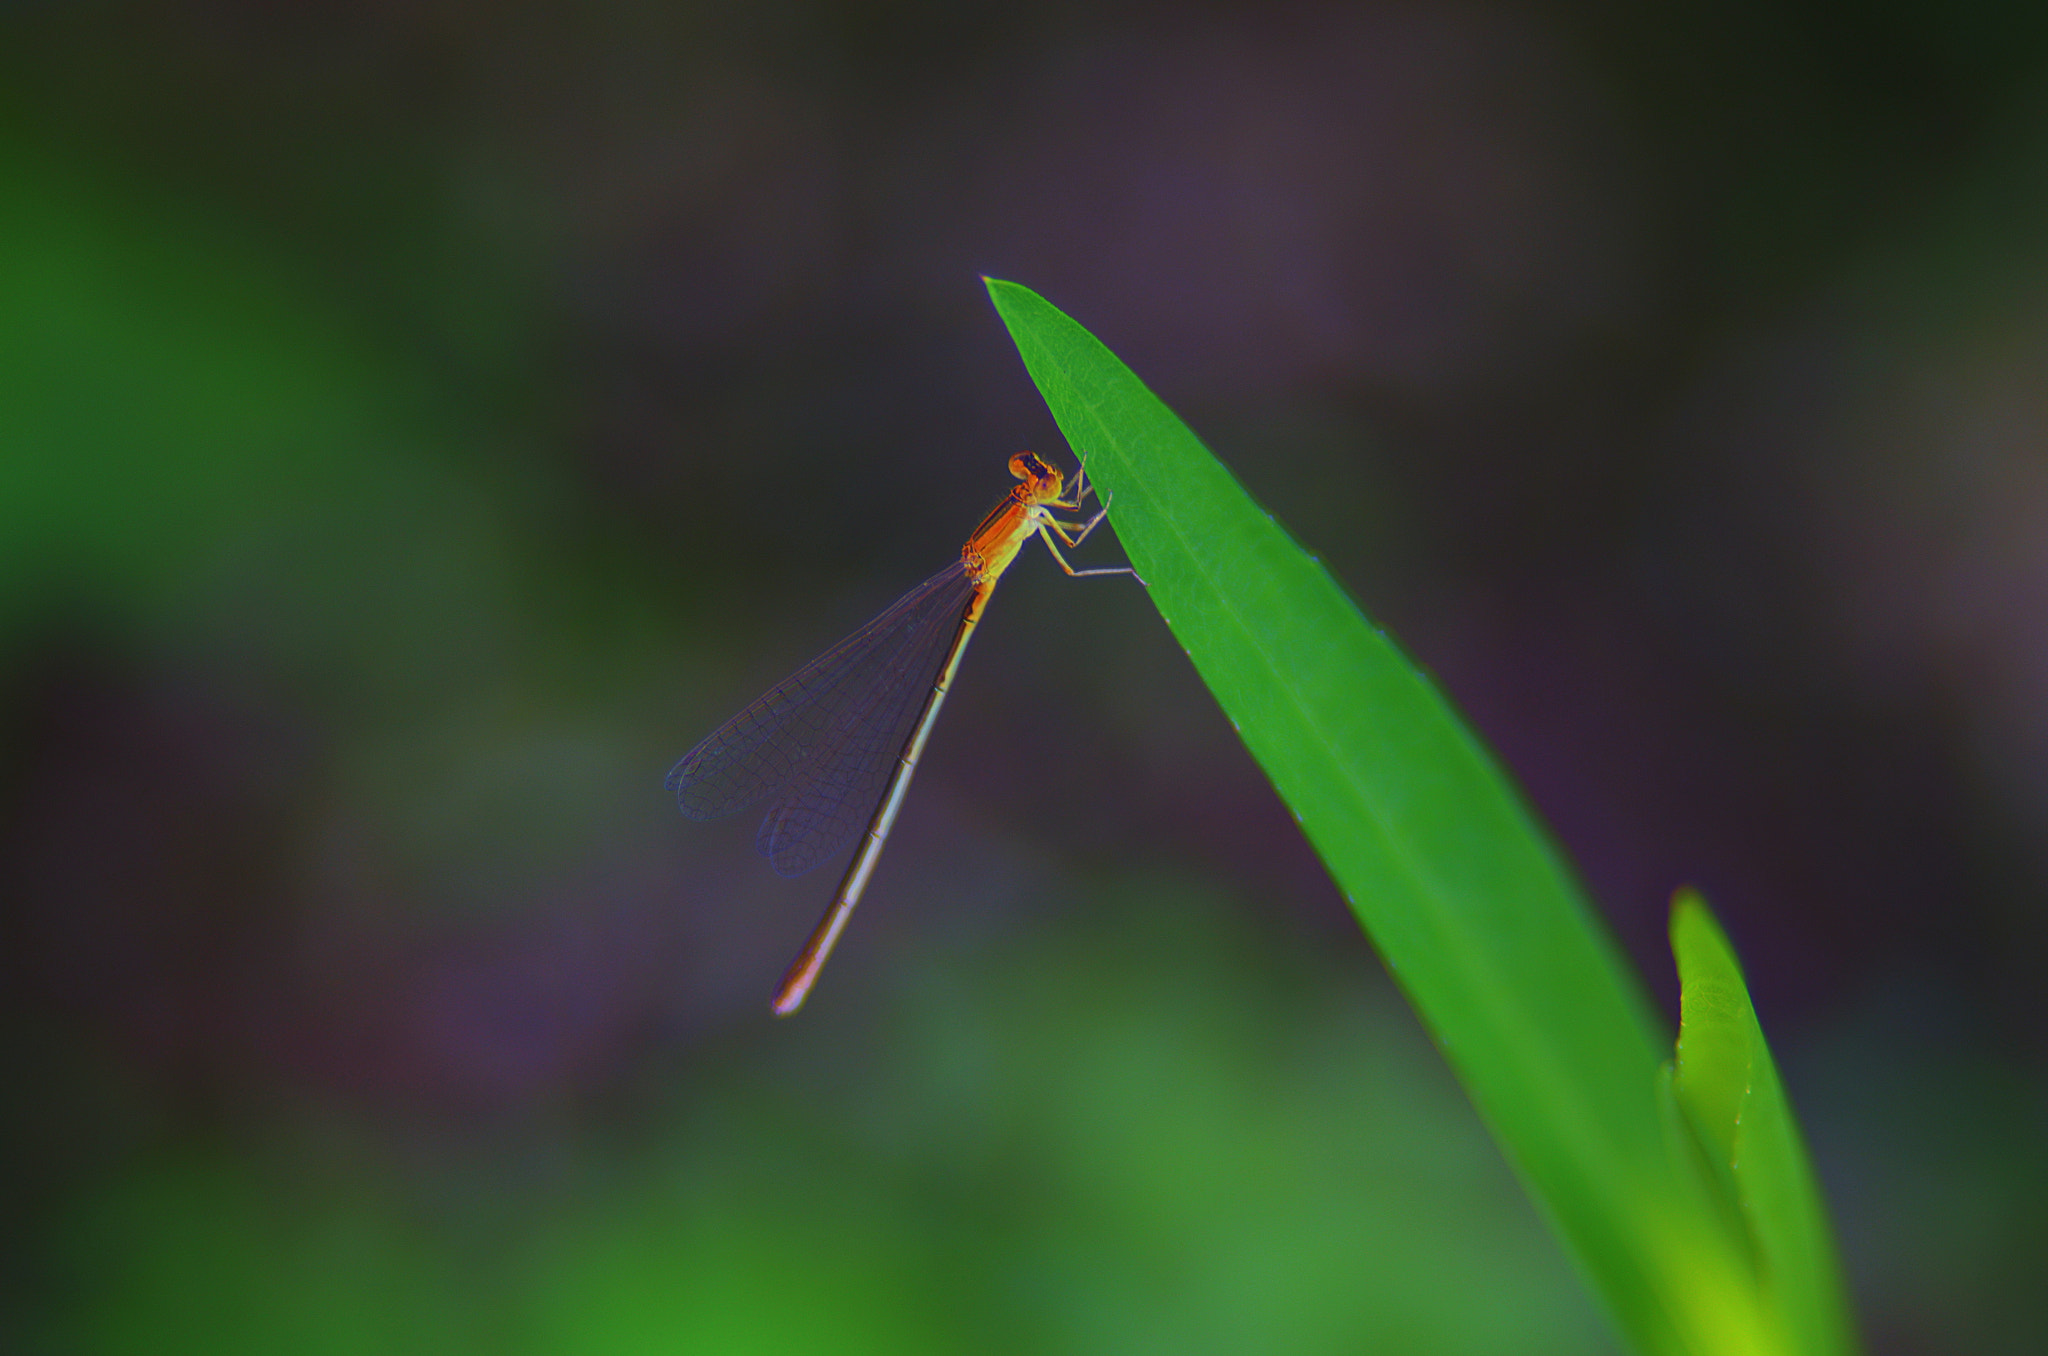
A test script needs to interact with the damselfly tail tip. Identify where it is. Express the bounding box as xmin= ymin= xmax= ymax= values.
xmin=770 ymin=924 xmax=839 ymax=1015
xmin=770 ymin=977 xmax=812 ymax=1017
